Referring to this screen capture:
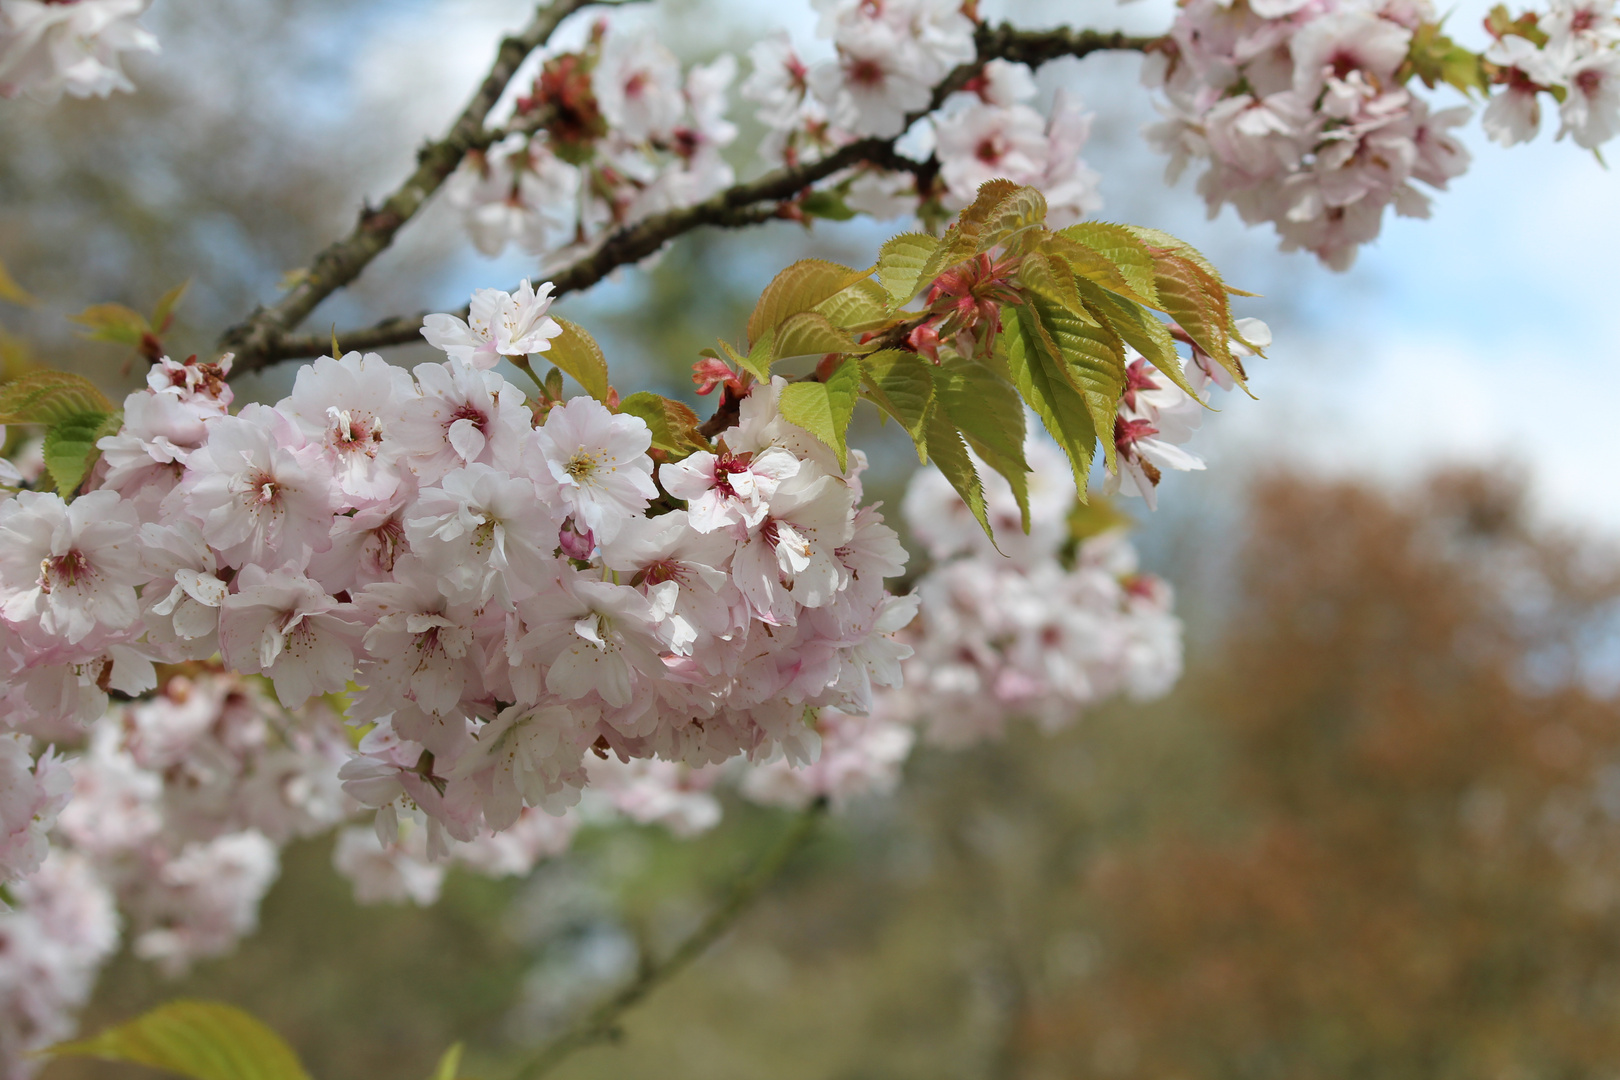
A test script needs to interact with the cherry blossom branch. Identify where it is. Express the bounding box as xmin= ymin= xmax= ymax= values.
xmin=228 ymin=24 xmax=1161 ymax=372
xmin=507 ymin=798 xmax=829 ymax=1080
xmin=216 ymin=0 xmax=638 ymax=367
